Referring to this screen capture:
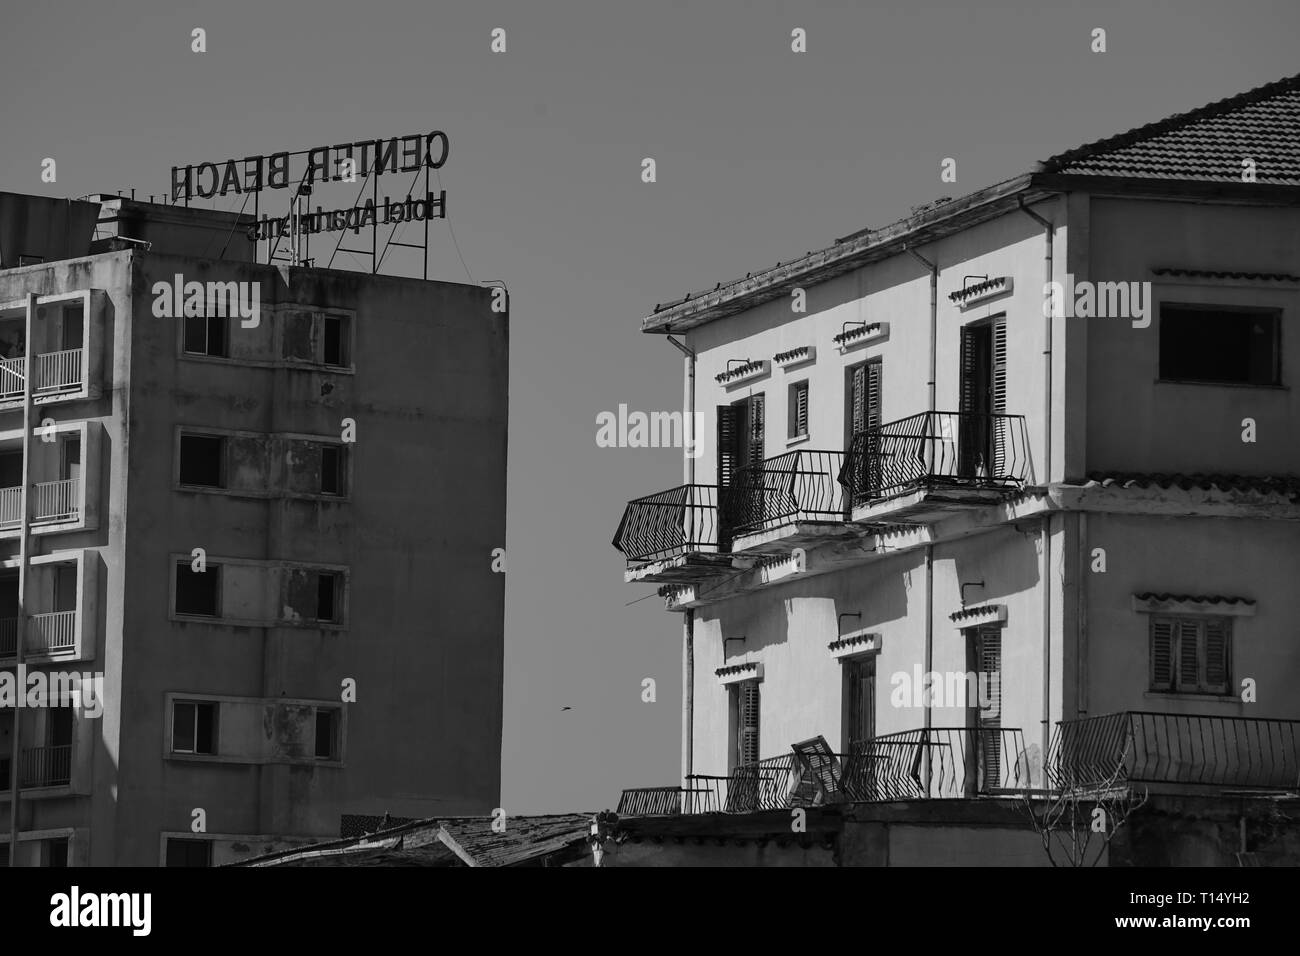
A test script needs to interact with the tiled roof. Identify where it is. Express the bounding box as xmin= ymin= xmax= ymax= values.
xmin=1084 ymin=473 xmax=1300 ymax=497
xmin=1133 ymin=593 xmax=1255 ymax=607
xmin=1041 ymin=73 xmax=1300 ymax=184
xmin=1152 ymin=267 xmax=1300 ymax=283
